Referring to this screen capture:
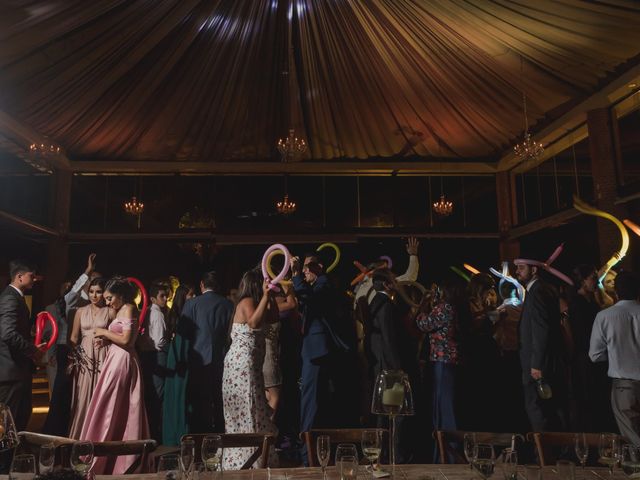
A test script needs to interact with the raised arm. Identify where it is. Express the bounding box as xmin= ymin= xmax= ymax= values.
xmin=396 ymin=237 xmax=419 ymax=282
